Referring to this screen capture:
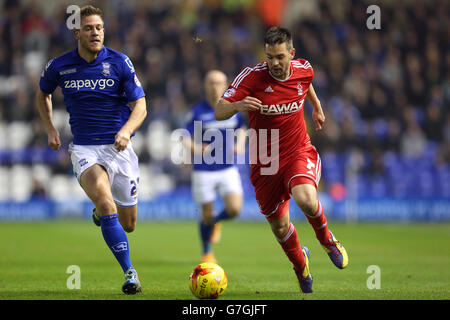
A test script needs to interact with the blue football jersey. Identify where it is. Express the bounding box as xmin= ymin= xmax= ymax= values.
xmin=185 ymin=100 xmax=244 ymax=171
xmin=39 ymin=46 xmax=145 ymax=145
